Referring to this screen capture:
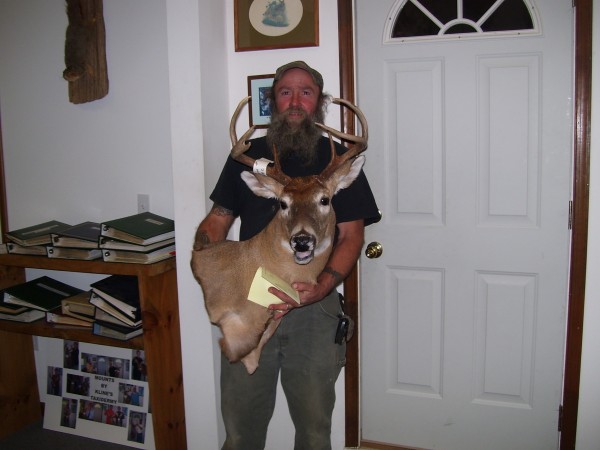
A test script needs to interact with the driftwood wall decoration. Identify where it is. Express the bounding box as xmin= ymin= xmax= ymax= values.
xmin=63 ymin=0 xmax=108 ymax=104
